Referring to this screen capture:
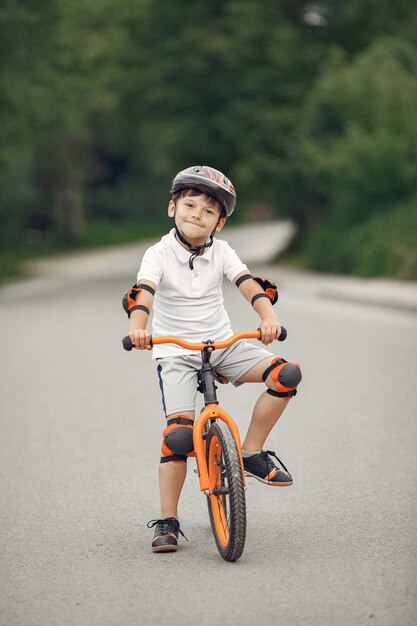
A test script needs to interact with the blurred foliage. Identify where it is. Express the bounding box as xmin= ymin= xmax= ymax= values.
xmin=289 ymin=37 xmax=417 ymax=278
xmin=1 ymin=0 xmax=416 ymax=279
